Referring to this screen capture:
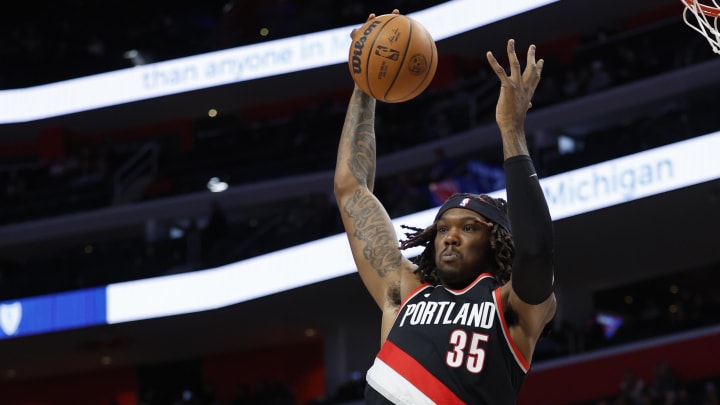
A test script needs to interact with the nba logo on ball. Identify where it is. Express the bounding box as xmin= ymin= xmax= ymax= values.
xmin=348 ymin=14 xmax=438 ymax=103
